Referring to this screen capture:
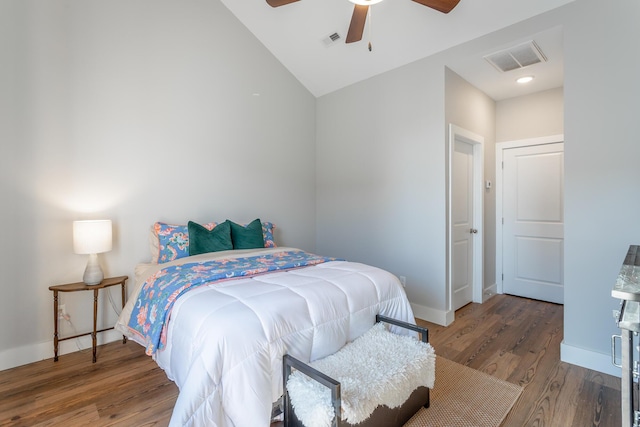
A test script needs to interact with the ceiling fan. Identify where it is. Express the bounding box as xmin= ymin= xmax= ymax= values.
xmin=267 ymin=0 xmax=461 ymax=47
